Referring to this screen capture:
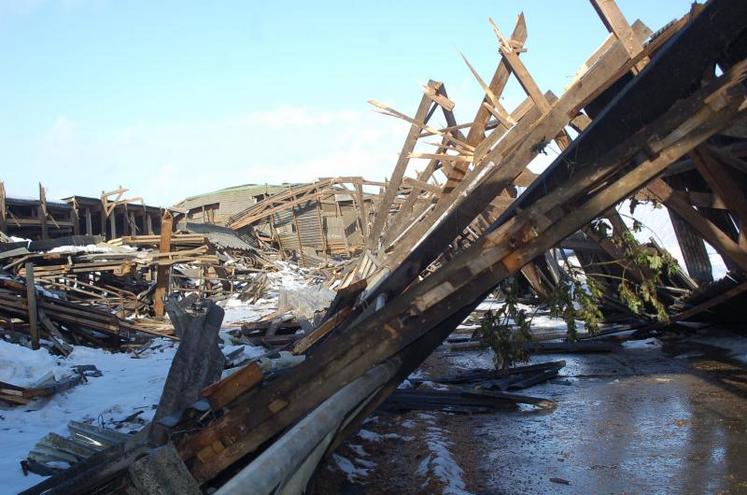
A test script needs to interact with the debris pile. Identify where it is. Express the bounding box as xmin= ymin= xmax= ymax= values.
xmin=2 ymin=0 xmax=747 ymax=493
